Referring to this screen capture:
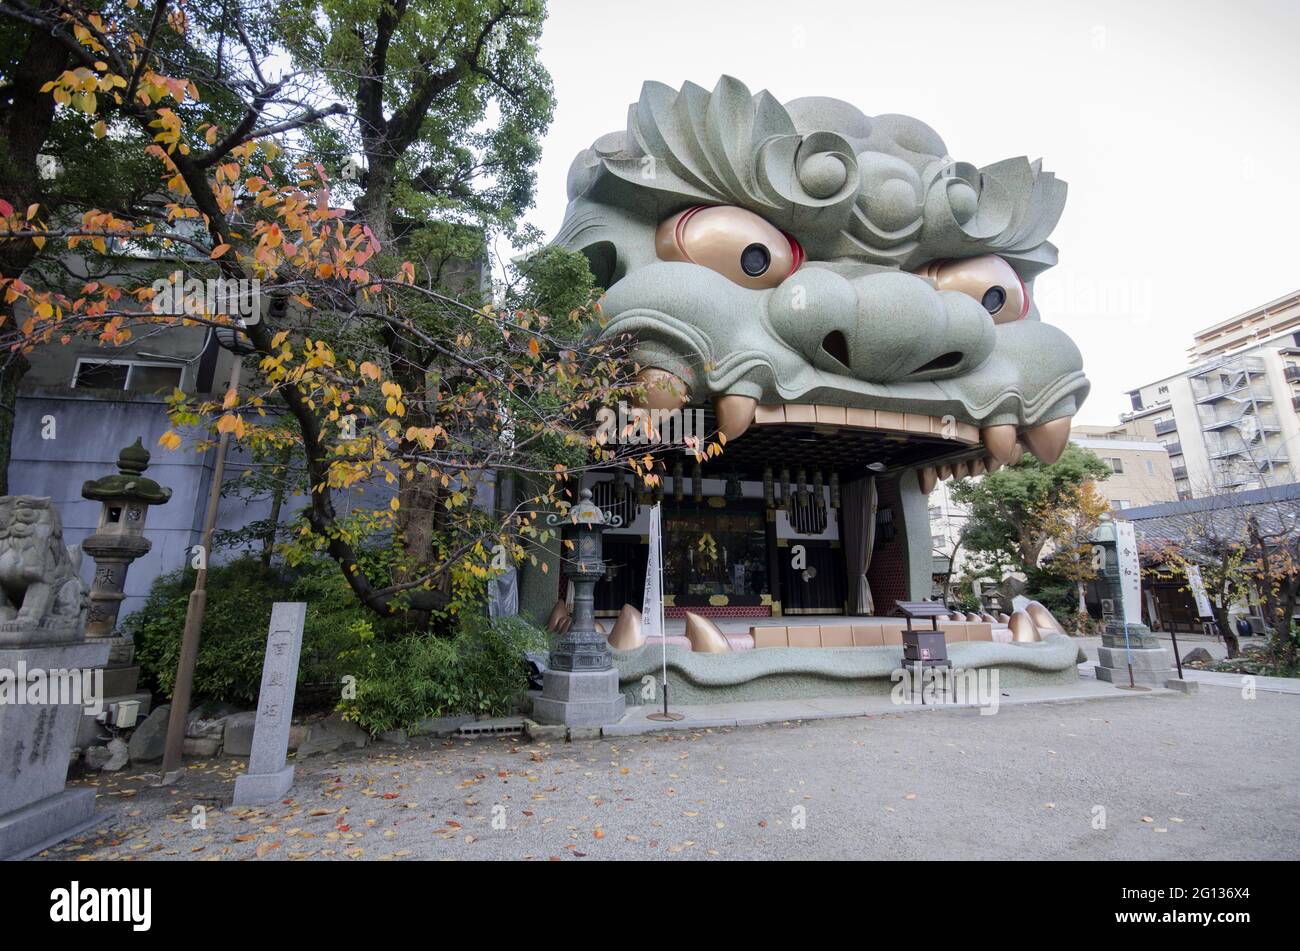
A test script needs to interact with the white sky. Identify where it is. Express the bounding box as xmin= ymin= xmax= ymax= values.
xmin=522 ymin=0 xmax=1300 ymax=425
